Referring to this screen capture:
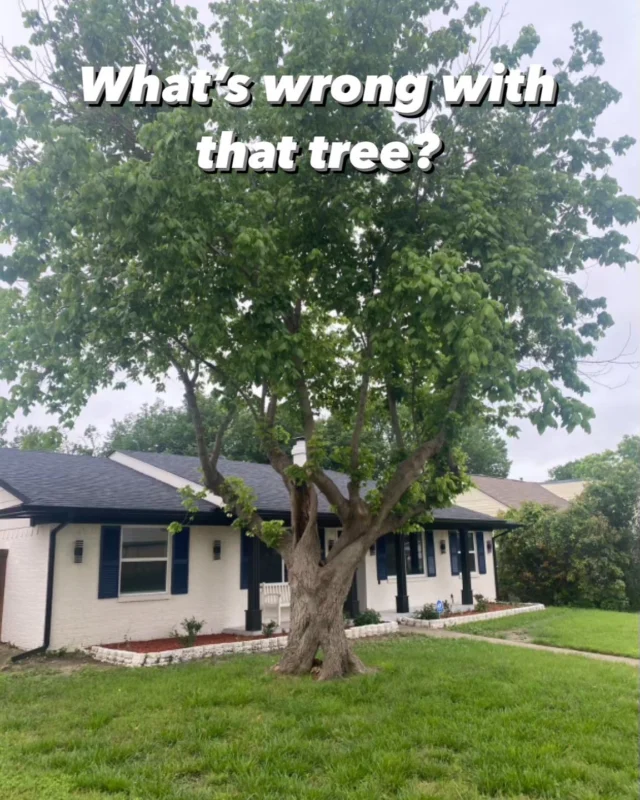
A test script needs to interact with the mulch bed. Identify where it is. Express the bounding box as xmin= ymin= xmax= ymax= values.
xmin=443 ymin=603 xmax=517 ymax=619
xmin=102 ymin=632 xmax=287 ymax=654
